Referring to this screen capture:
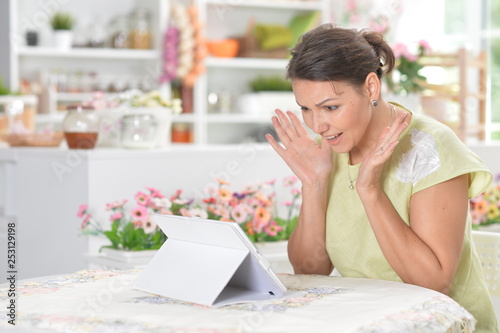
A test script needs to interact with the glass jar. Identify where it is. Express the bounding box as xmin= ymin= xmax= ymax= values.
xmin=109 ymin=15 xmax=129 ymax=49
xmin=121 ymin=114 xmax=158 ymax=149
xmin=129 ymin=8 xmax=151 ymax=49
xmin=171 ymin=123 xmax=192 ymax=143
xmin=62 ymin=105 xmax=99 ymax=149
